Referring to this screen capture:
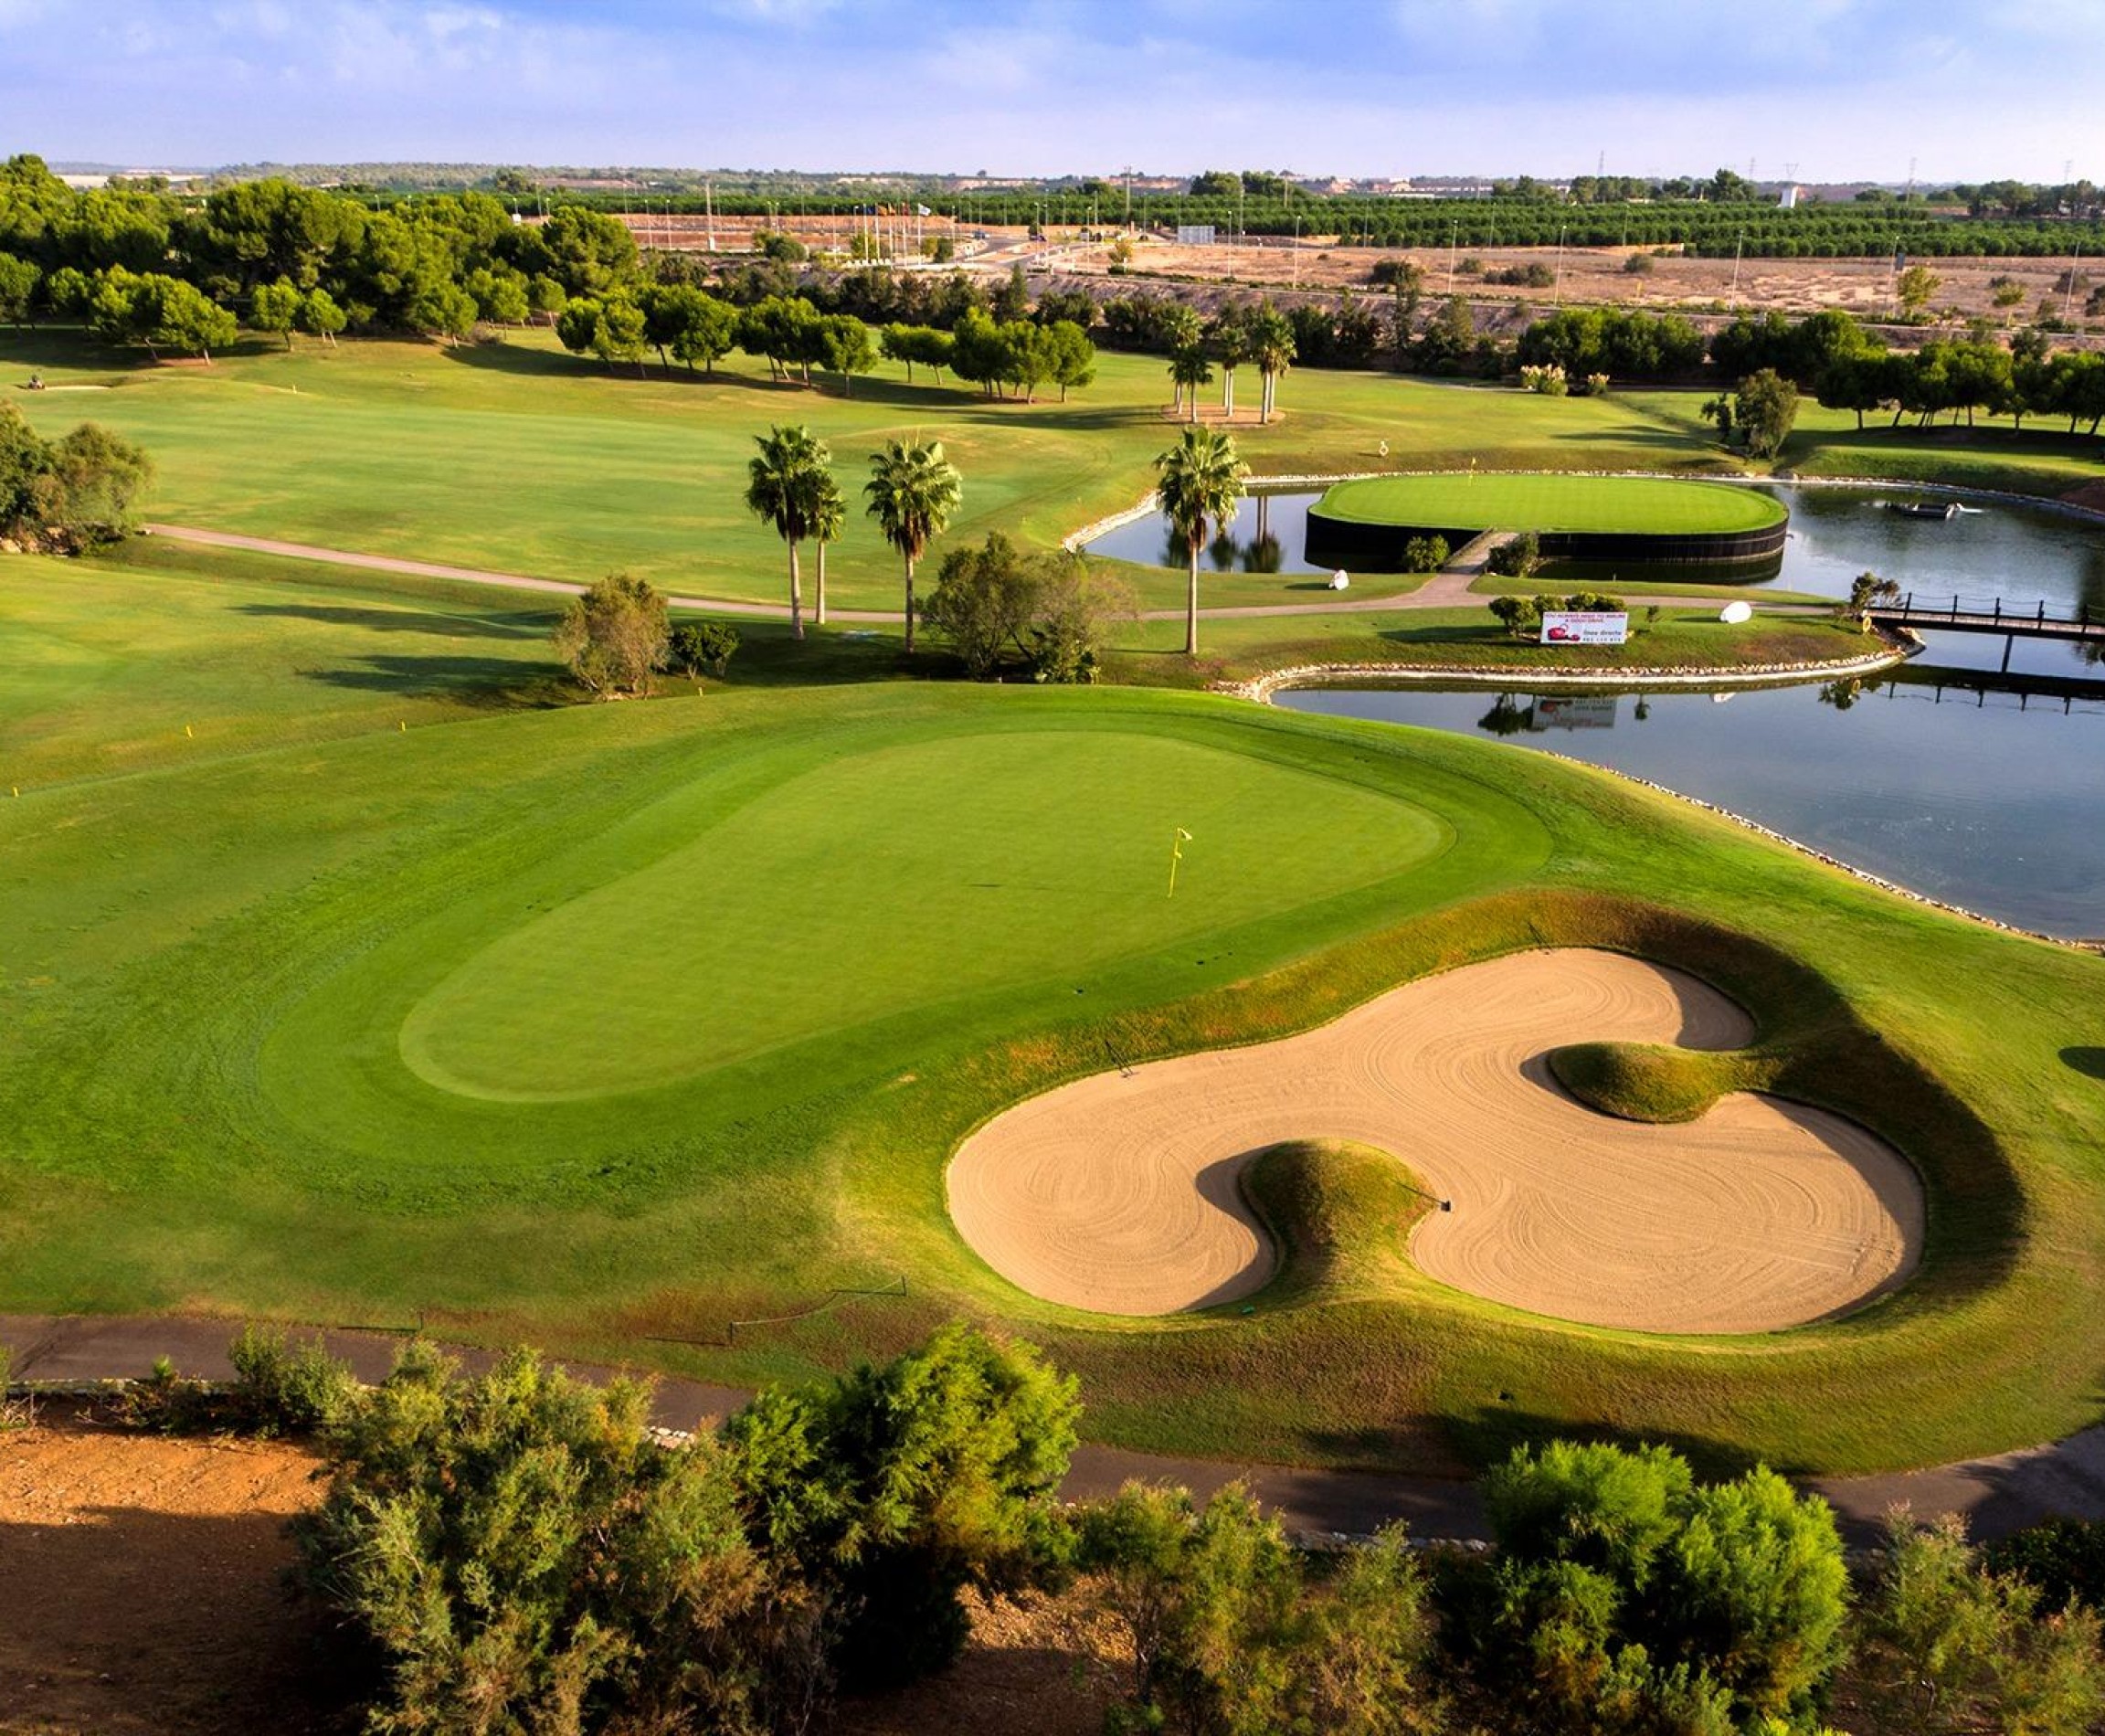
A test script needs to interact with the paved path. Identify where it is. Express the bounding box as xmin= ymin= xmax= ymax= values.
xmin=144 ymin=524 xmax=1767 ymax=628
xmin=10 ymin=1312 xmax=2103 ymax=1546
